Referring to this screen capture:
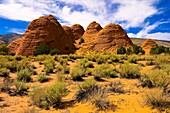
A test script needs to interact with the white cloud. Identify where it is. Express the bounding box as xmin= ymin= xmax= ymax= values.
xmin=8 ymin=28 xmax=25 ymax=34
xmin=0 ymin=0 xmax=169 ymax=41
xmin=0 ymin=0 xmax=159 ymax=29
